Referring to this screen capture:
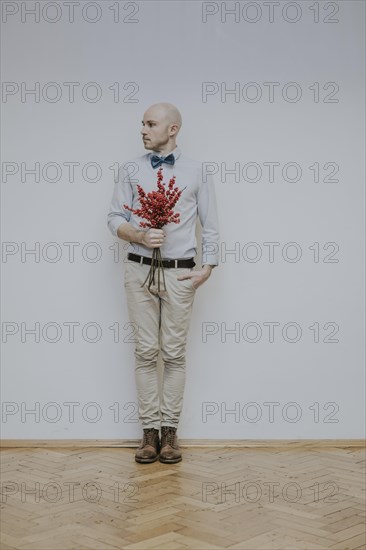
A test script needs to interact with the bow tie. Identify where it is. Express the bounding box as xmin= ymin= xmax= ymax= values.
xmin=150 ymin=153 xmax=175 ymax=169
